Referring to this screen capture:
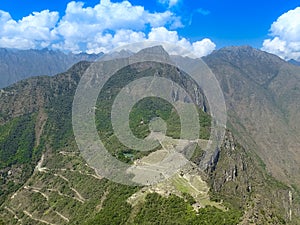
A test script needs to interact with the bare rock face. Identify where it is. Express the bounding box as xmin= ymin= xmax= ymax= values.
xmin=204 ymin=131 xmax=300 ymax=224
